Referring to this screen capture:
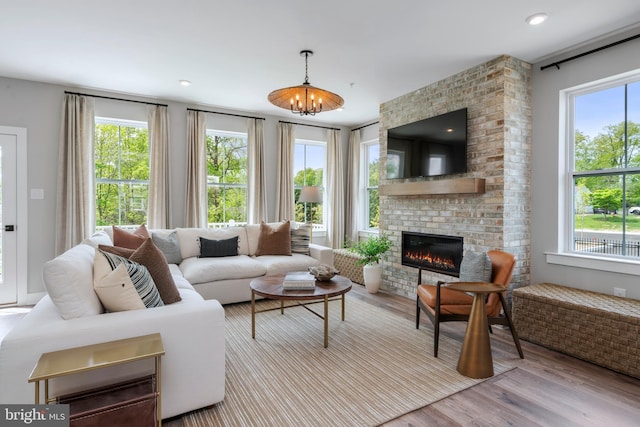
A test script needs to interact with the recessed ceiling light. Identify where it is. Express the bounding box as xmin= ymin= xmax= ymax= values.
xmin=526 ymin=13 xmax=548 ymax=26
xmin=179 ymin=80 xmax=192 ymax=86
